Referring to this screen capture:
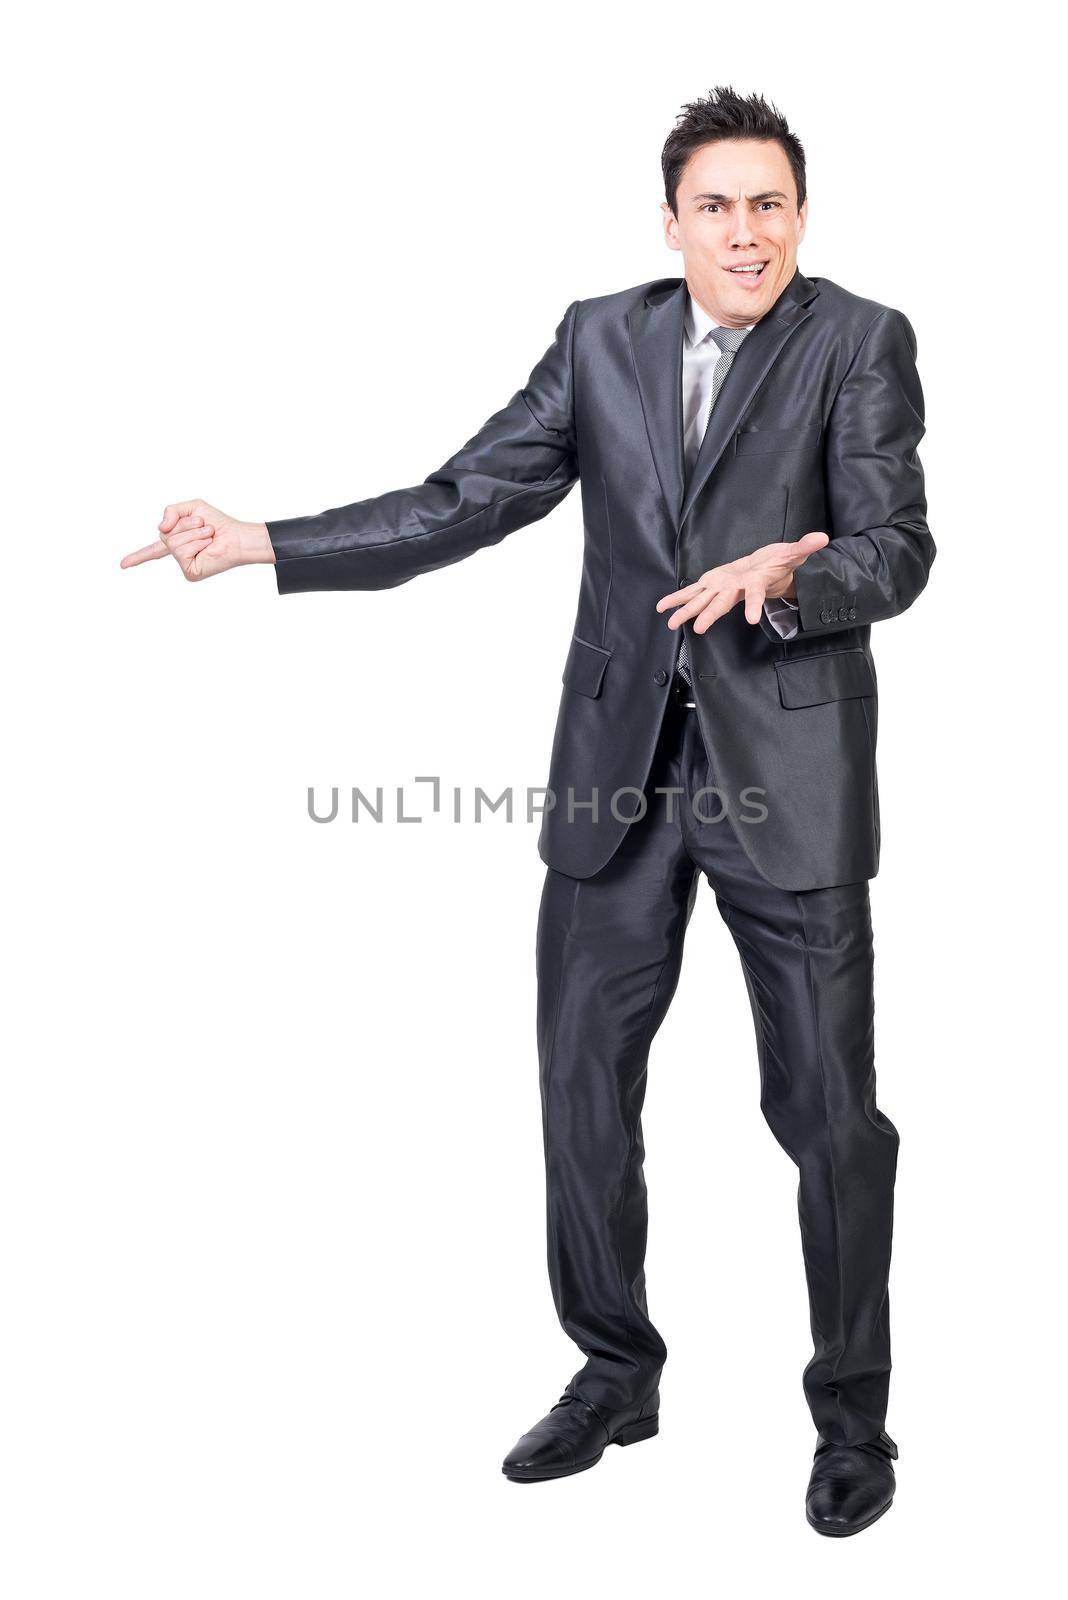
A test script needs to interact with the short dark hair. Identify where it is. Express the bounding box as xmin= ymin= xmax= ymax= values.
xmin=661 ymin=86 xmax=806 ymax=216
